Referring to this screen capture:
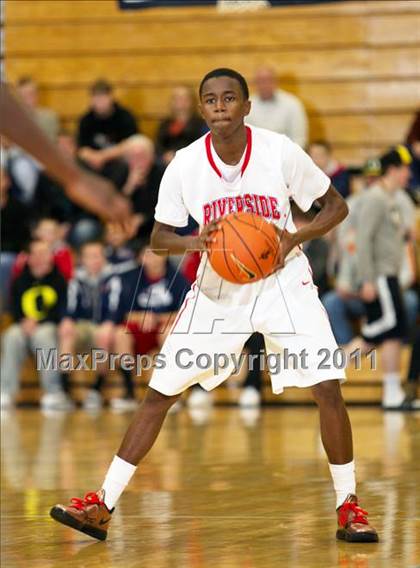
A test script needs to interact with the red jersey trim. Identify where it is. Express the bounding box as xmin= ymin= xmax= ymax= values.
xmin=205 ymin=126 xmax=252 ymax=179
